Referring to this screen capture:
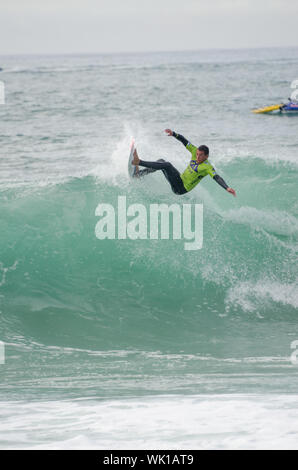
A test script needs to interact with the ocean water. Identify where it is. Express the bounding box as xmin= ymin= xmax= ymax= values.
xmin=0 ymin=47 xmax=298 ymax=449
